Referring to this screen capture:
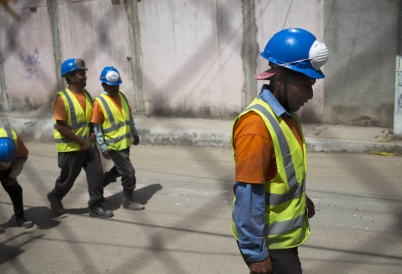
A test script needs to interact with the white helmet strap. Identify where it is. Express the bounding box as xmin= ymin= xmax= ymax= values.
xmin=275 ymin=40 xmax=329 ymax=71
